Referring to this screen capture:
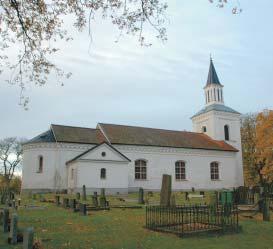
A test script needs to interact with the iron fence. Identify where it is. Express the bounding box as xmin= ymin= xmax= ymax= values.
xmin=146 ymin=204 xmax=239 ymax=236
